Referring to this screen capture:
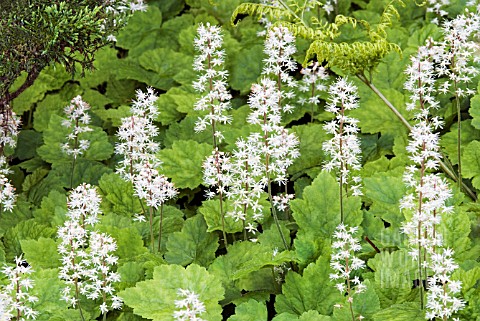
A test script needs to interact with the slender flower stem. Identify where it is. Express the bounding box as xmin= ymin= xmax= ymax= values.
xmin=158 ymin=204 xmax=164 ymax=252
xmin=267 ymin=177 xmax=289 ymax=251
xmin=356 ymin=73 xmax=477 ymax=201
